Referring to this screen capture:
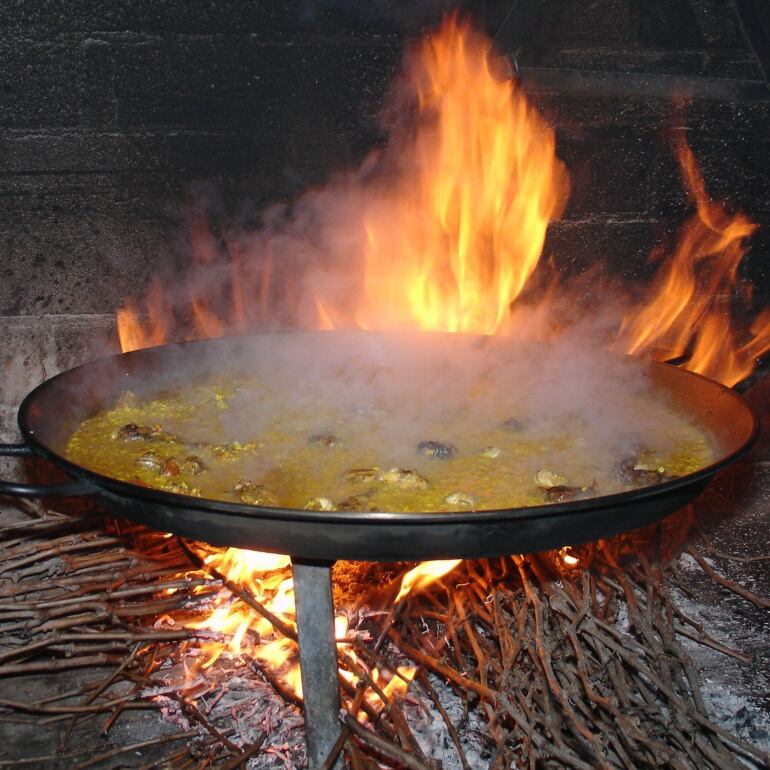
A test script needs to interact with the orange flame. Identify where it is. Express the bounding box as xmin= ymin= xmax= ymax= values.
xmin=396 ymin=559 xmax=462 ymax=602
xmin=116 ymin=278 xmax=169 ymax=353
xmin=354 ymin=17 xmax=568 ymax=333
xmin=115 ymin=18 xmax=769 ymax=388
xmin=619 ymin=134 xmax=769 ymax=385
xmin=182 ymin=547 xmax=430 ymax=701
xmin=558 ymin=546 xmax=579 ymax=568
xmin=184 ymin=548 xmax=297 ymax=682
xmin=384 ymin=665 xmax=417 ymax=699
